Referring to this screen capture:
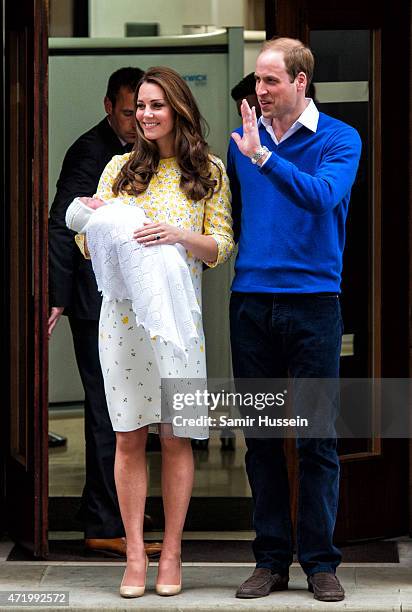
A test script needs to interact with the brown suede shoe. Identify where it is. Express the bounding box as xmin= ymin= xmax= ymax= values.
xmin=308 ymin=572 xmax=345 ymax=602
xmin=144 ymin=541 xmax=162 ymax=559
xmin=85 ymin=537 xmax=126 ymax=557
xmin=236 ymin=568 xmax=289 ymax=599
xmin=84 ymin=538 xmax=162 ymax=559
